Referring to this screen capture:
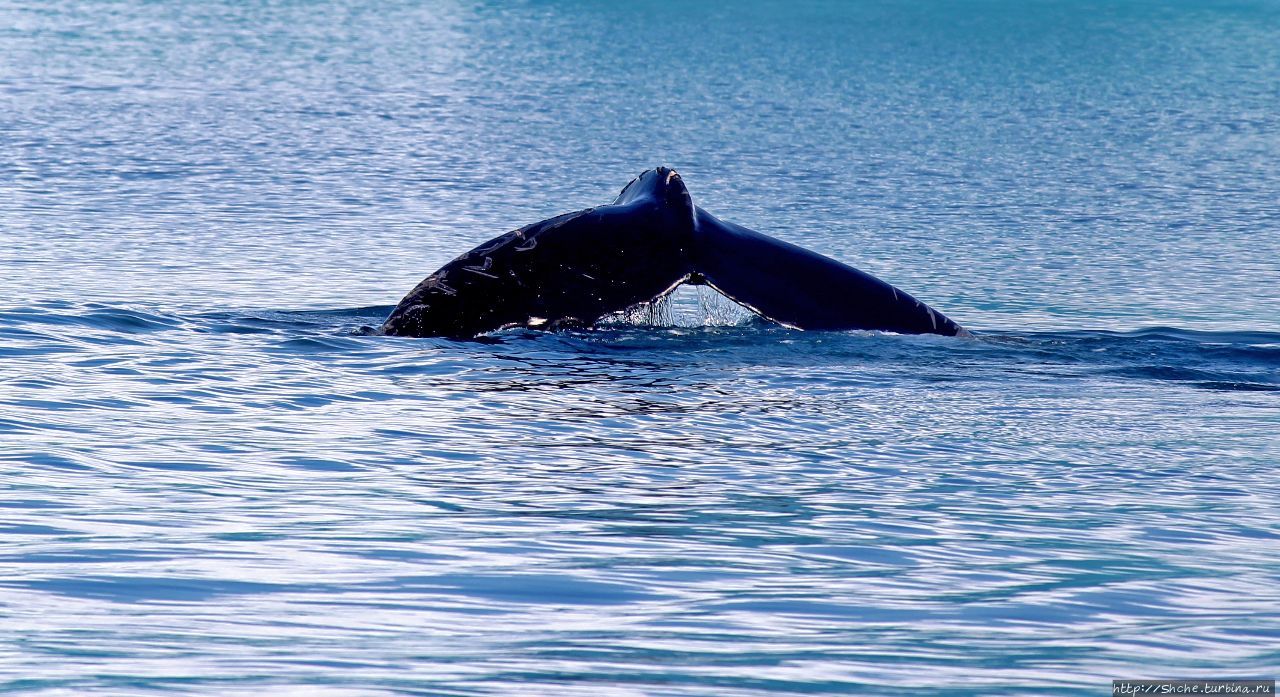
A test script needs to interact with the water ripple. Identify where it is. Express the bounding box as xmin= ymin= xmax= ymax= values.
xmin=0 ymin=302 xmax=1277 ymax=694
xmin=4 ymin=0 xmax=1280 ymax=693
